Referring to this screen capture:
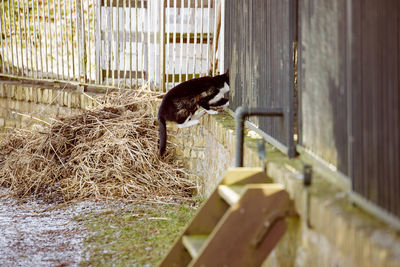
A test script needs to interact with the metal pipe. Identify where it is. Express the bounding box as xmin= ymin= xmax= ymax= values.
xmin=234 ymin=106 xmax=284 ymax=167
